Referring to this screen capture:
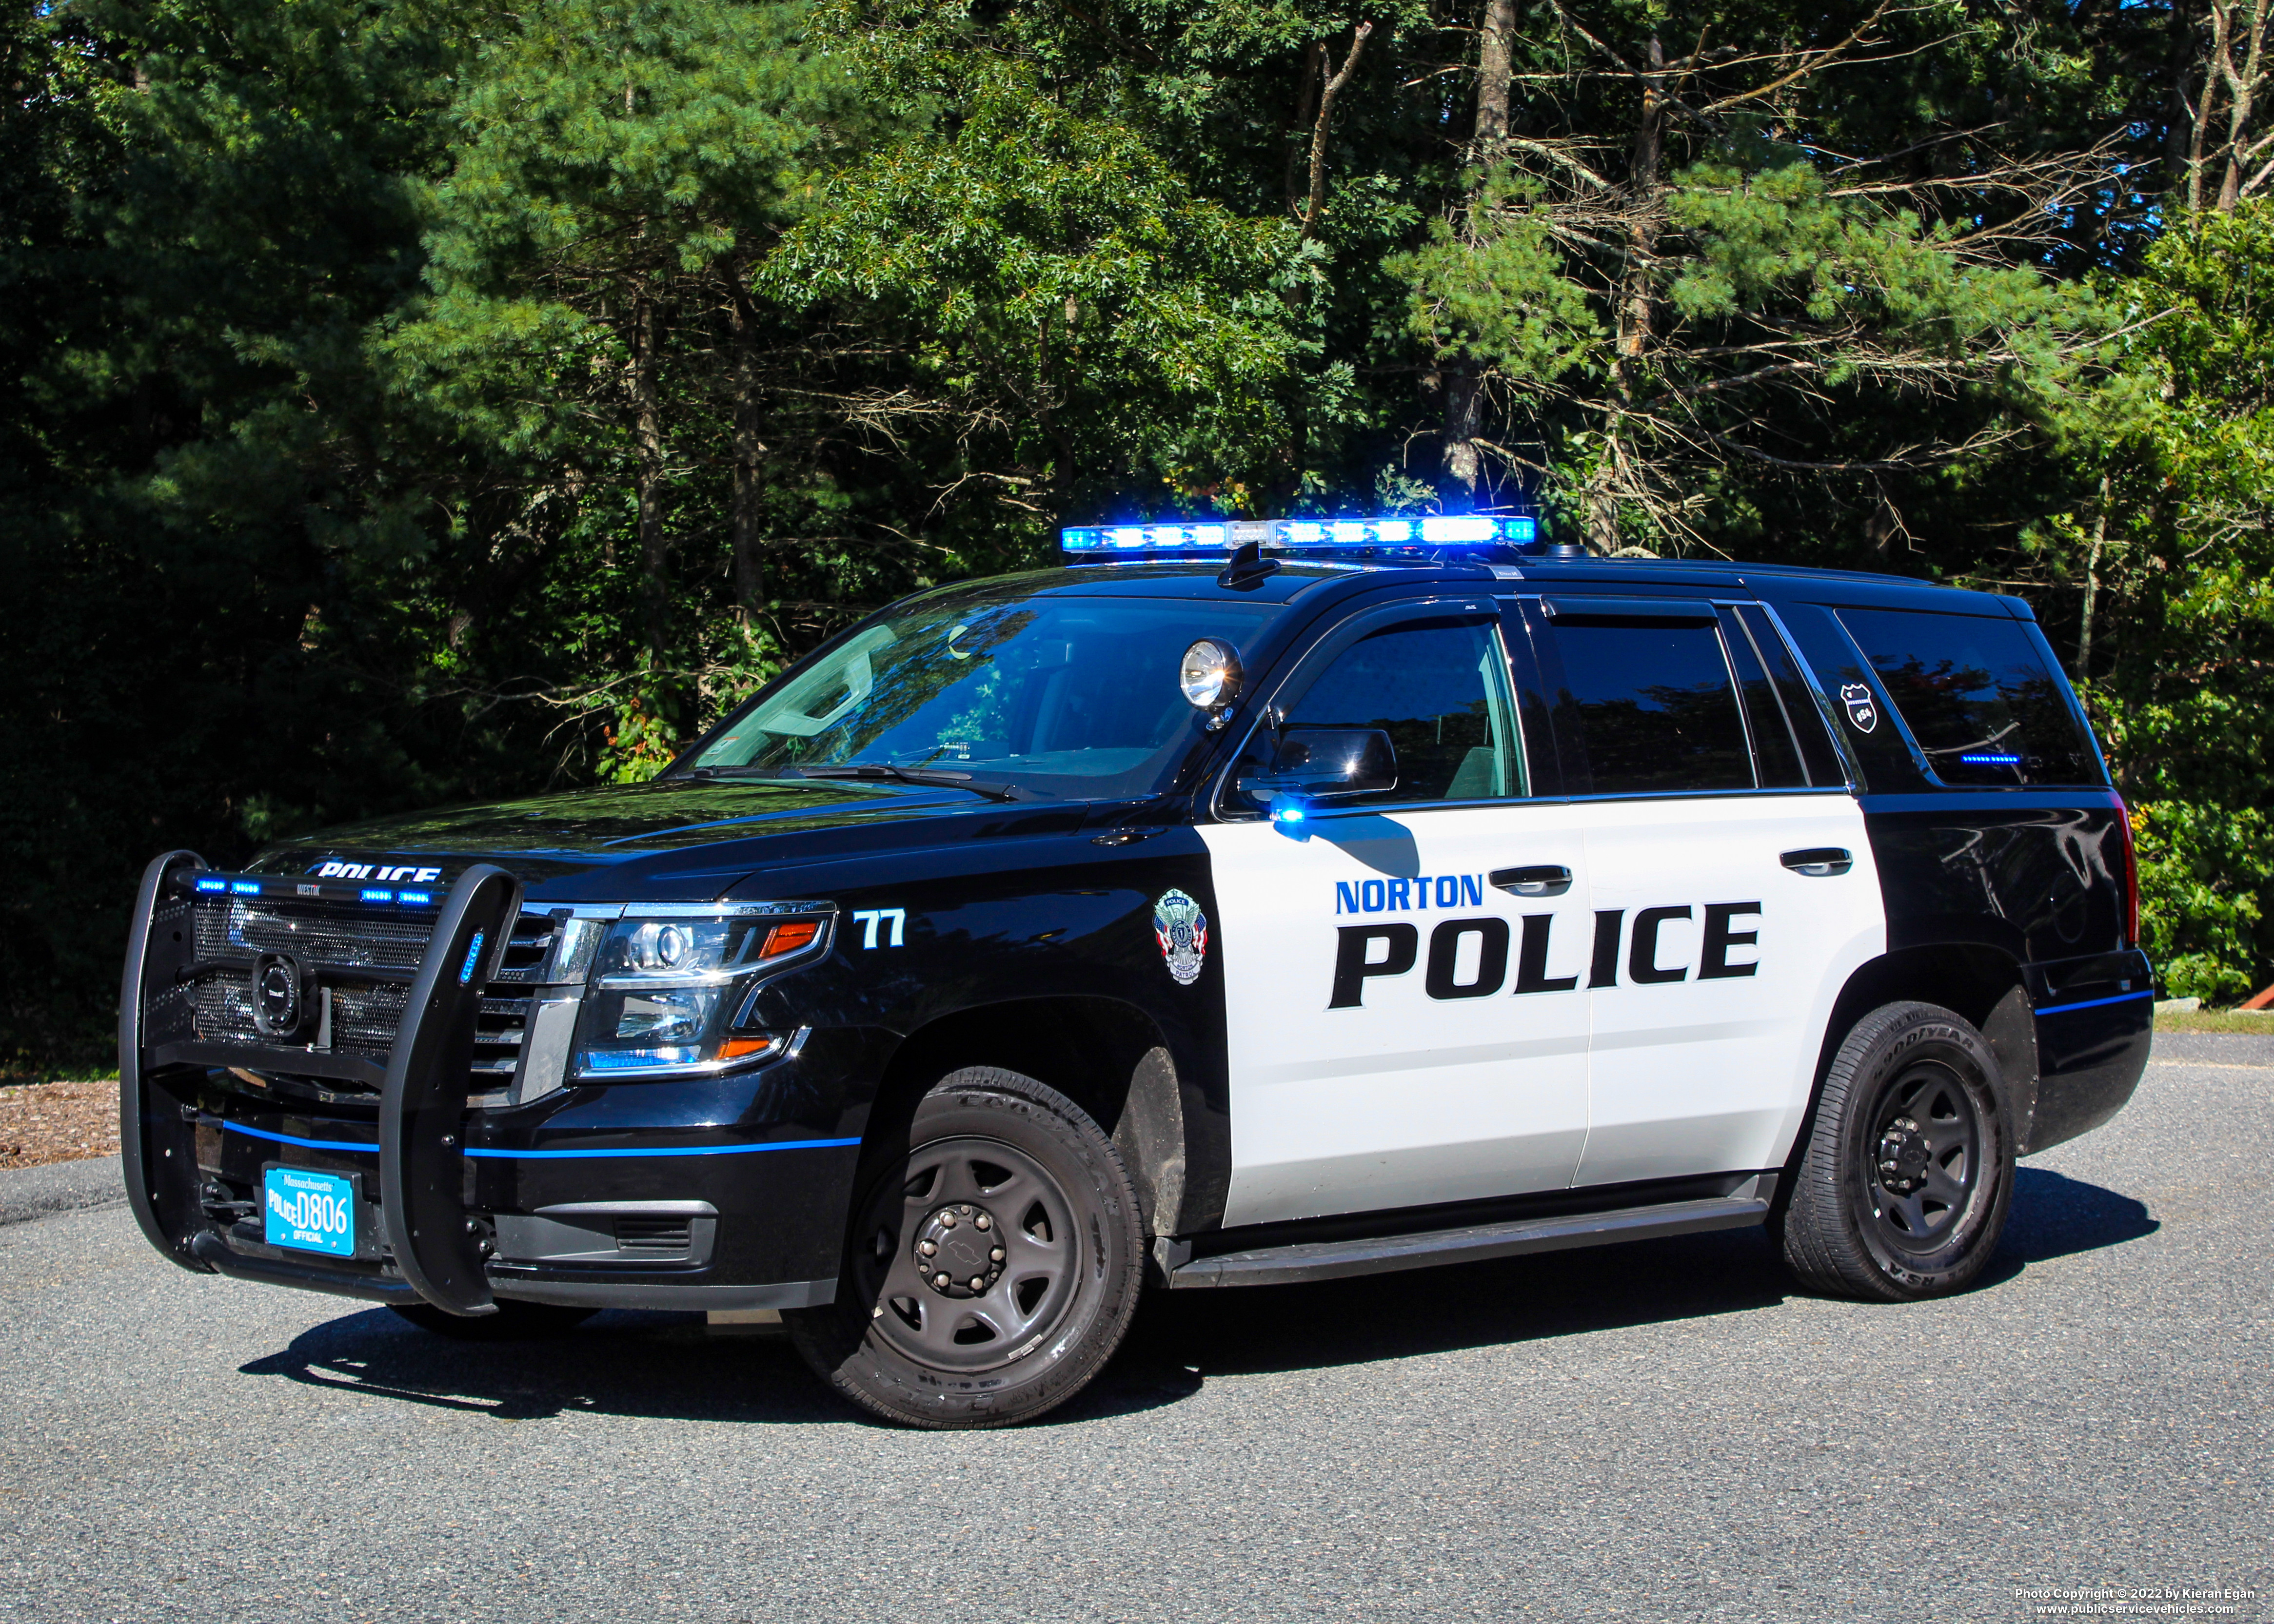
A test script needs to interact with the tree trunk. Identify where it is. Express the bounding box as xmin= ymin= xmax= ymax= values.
xmin=727 ymin=272 xmax=767 ymax=621
xmin=1620 ymin=35 xmax=1666 ymax=365
xmin=1441 ymin=374 xmax=1484 ymax=504
xmin=1472 ymin=0 xmax=1517 ymax=157
xmin=2190 ymin=0 xmax=2228 ymax=208
xmin=1442 ymin=0 xmax=1519 ymax=505
xmin=2078 ymin=471 xmax=2112 ymax=676
xmin=1298 ymin=24 xmax=1373 ymax=242
xmin=2214 ymin=0 xmax=2267 ymax=207
xmin=1285 ymin=43 xmax=1325 ymax=210
xmin=1591 ymin=35 xmax=1667 ymax=554
xmin=2166 ymin=0 xmax=2202 ymax=209
xmin=629 ymin=290 xmax=669 ymax=669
